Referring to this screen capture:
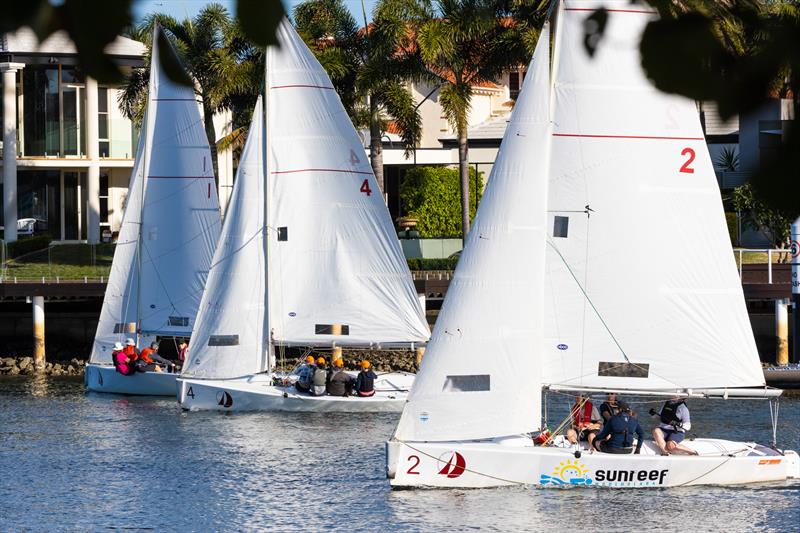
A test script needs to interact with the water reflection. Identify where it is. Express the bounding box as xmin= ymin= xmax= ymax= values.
xmin=0 ymin=376 xmax=798 ymax=532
